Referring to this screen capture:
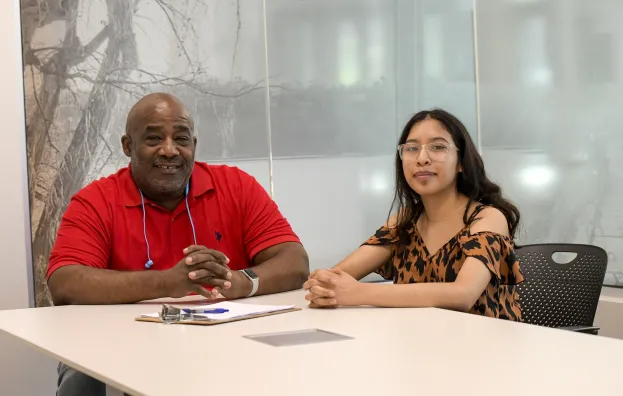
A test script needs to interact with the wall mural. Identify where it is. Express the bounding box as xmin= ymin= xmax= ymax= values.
xmin=21 ymin=0 xmax=269 ymax=306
